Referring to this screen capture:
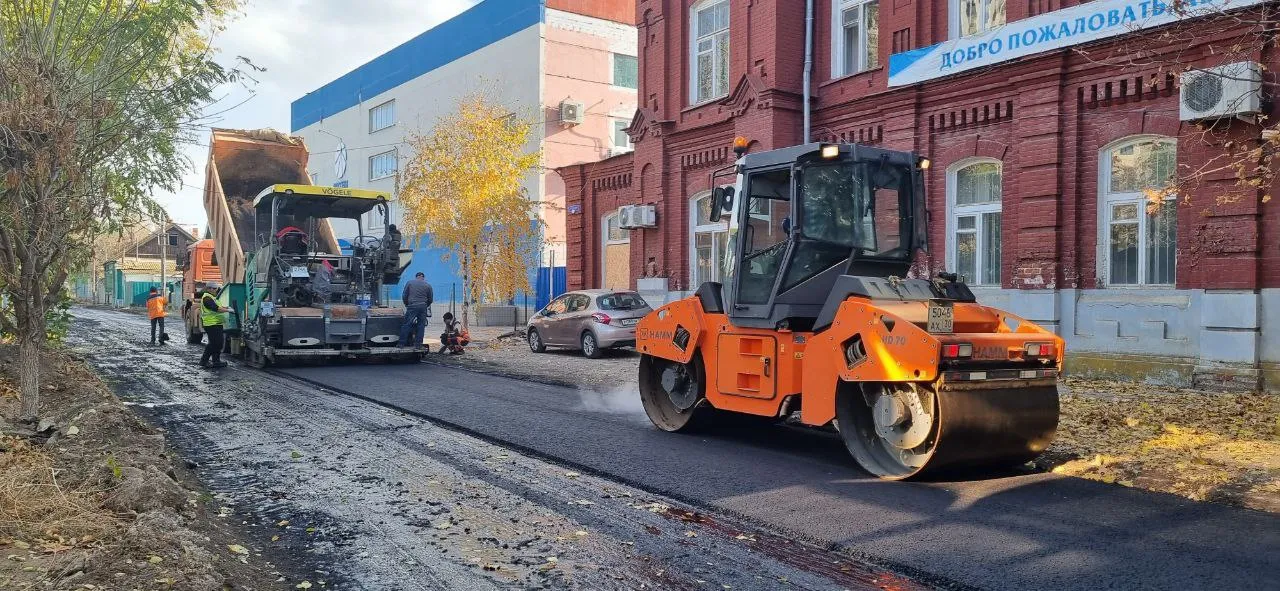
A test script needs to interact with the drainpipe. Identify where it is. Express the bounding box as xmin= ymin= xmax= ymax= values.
xmin=803 ymin=0 xmax=814 ymax=143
